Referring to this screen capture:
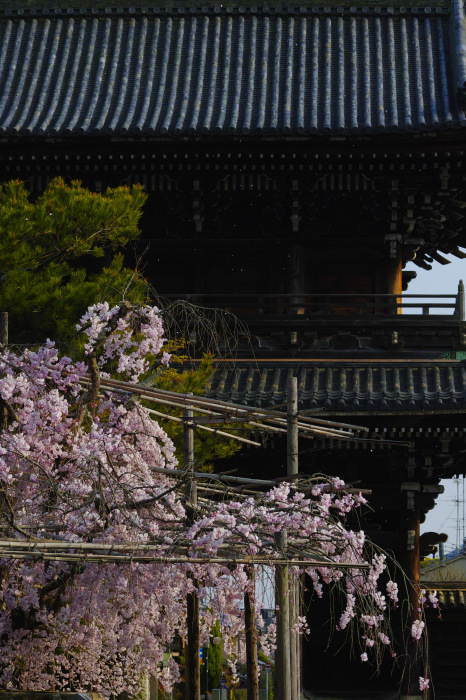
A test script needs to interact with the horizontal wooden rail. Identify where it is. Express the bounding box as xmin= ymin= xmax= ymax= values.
xmin=158 ymin=291 xmax=464 ymax=319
